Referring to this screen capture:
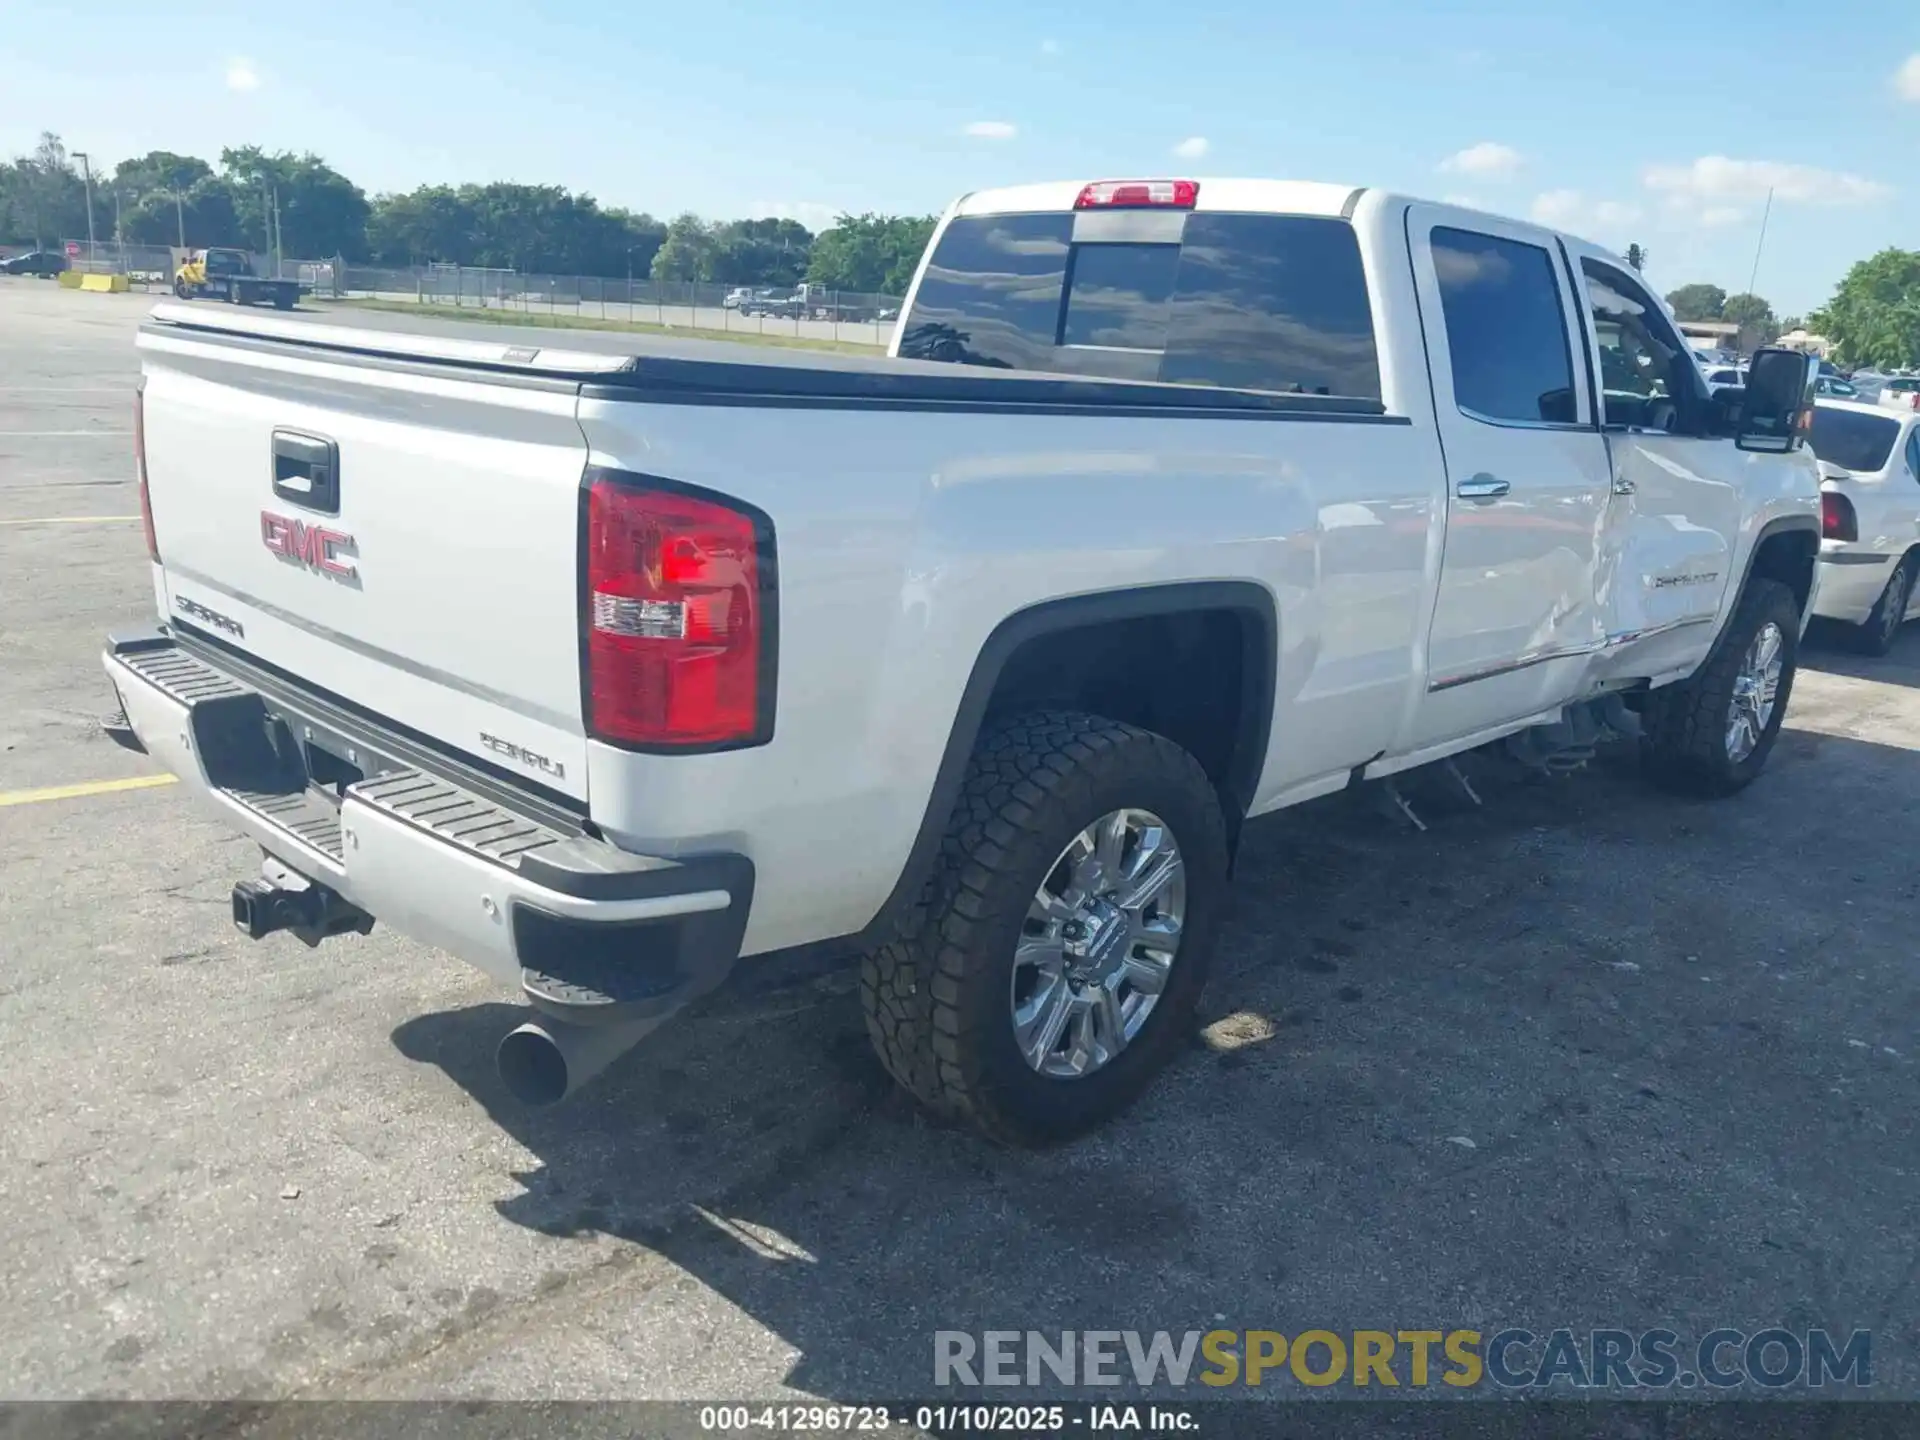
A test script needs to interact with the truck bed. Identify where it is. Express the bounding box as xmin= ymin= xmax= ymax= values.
xmin=134 ymin=293 xmax=1430 ymax=957
xmin=140 ymin=301 xmax=1390 ymax=417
